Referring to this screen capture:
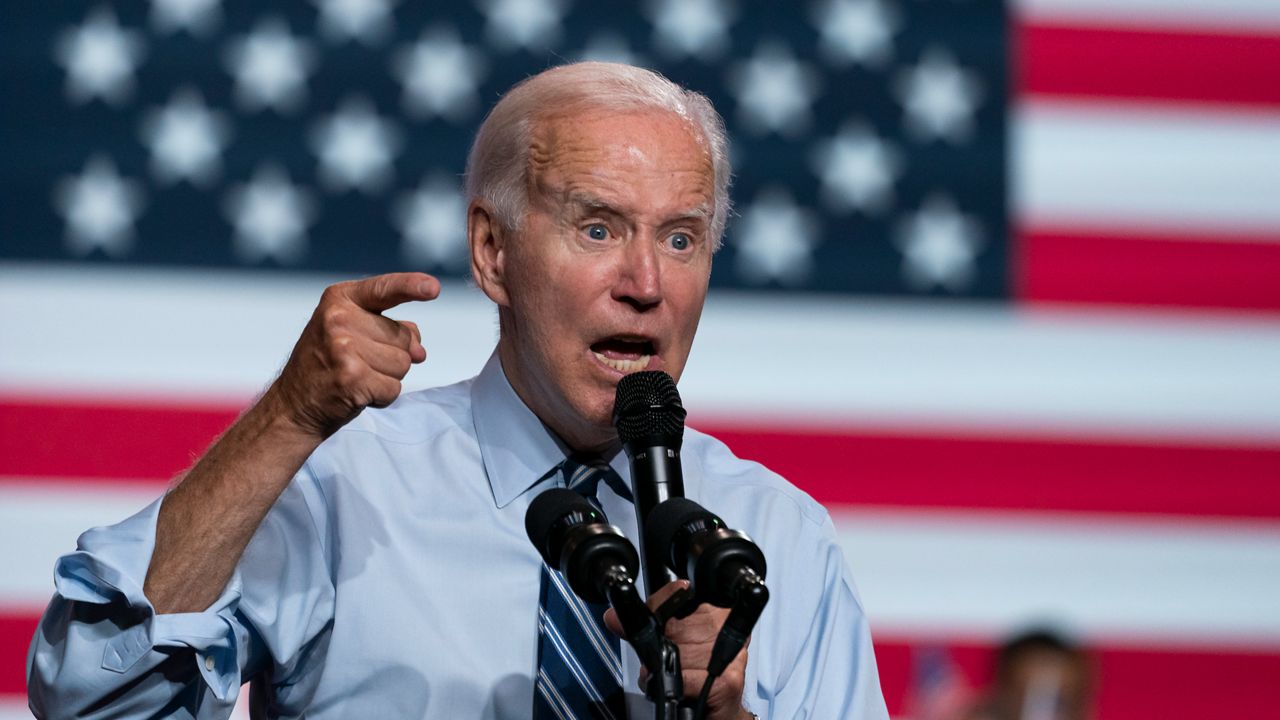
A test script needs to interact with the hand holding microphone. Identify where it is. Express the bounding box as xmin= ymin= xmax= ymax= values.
xmin=612 ymin=371 xmax=769 ymax=720
xmin=646 ymin=497 xmax=769 ymax=712
xmin=525 ymin=487 xmax=688 ymax=716
xmin=528 ymin=371 xmax=772 ymax=720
